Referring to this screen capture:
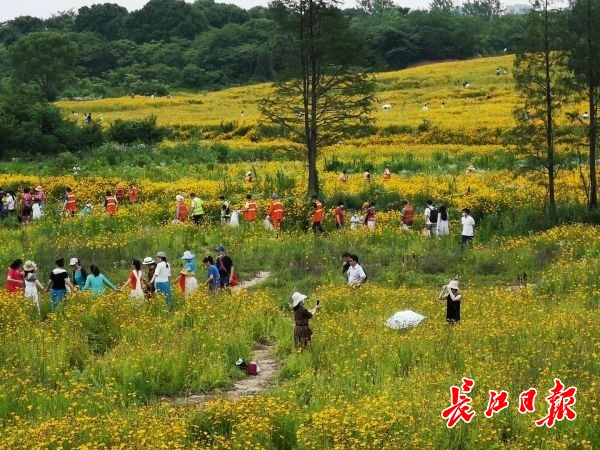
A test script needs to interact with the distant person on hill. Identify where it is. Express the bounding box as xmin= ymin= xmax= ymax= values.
xmin=496 ymin=67 xmax=501 ymax=77
xmin=268 ymin=194 xmax=284 ymax=231
xmin=310 ymin=196 xmax=325 ymax=234
xmin=437 ymin=205 xmax=450 ymax=236
xmin=175 ymin=195 xmax=188 ymax=223
xmin=82 ymin=264 xmax=119 ymax=297
xmin=340 ymin=170 xmax=349 ymax=183
xmin=582 ymin=112 xmax=590 ymax=119
xmin=460 ymin=208 xmax=476 ymax=250
xmin=383 ymin=166 xmax=391 ymax=181
xmin=104 ymin=190 xmax=117 ymax=215
xmin=424 ymin=200 xmax=438 ymax=237
xmin=190 ymin=193 xmax=204 ymax=225
xmin=364 ymin=202 xmax=376 ymax=231
xmin=346 ymin=254 xmax=367 ymax=287
xmin=69 ymin=258 xmax=88 ymax=290
xmin=128 ymin=183 xmax=138 ymax=203
xmin=466 ymin=164 xmax=477 ymax=176
xmin=120 ymin=259 xmax=145 ymax=302
xmin=441 ymin=102 xmax=446 ymax=110
xmin=401 ymin=200 xmax=414 ymax=230
xmin=334 ymin=202 xmax=345 ymax=230
xmin=62 ymin=187 xmax=77 ymax=217
xmin=292 ymin=292 xmax=320 ymax=348
xmin=422 ymin=104 xmax=429 ymax=111
xmin=439 ymin=278 xmax=462 ymax=324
